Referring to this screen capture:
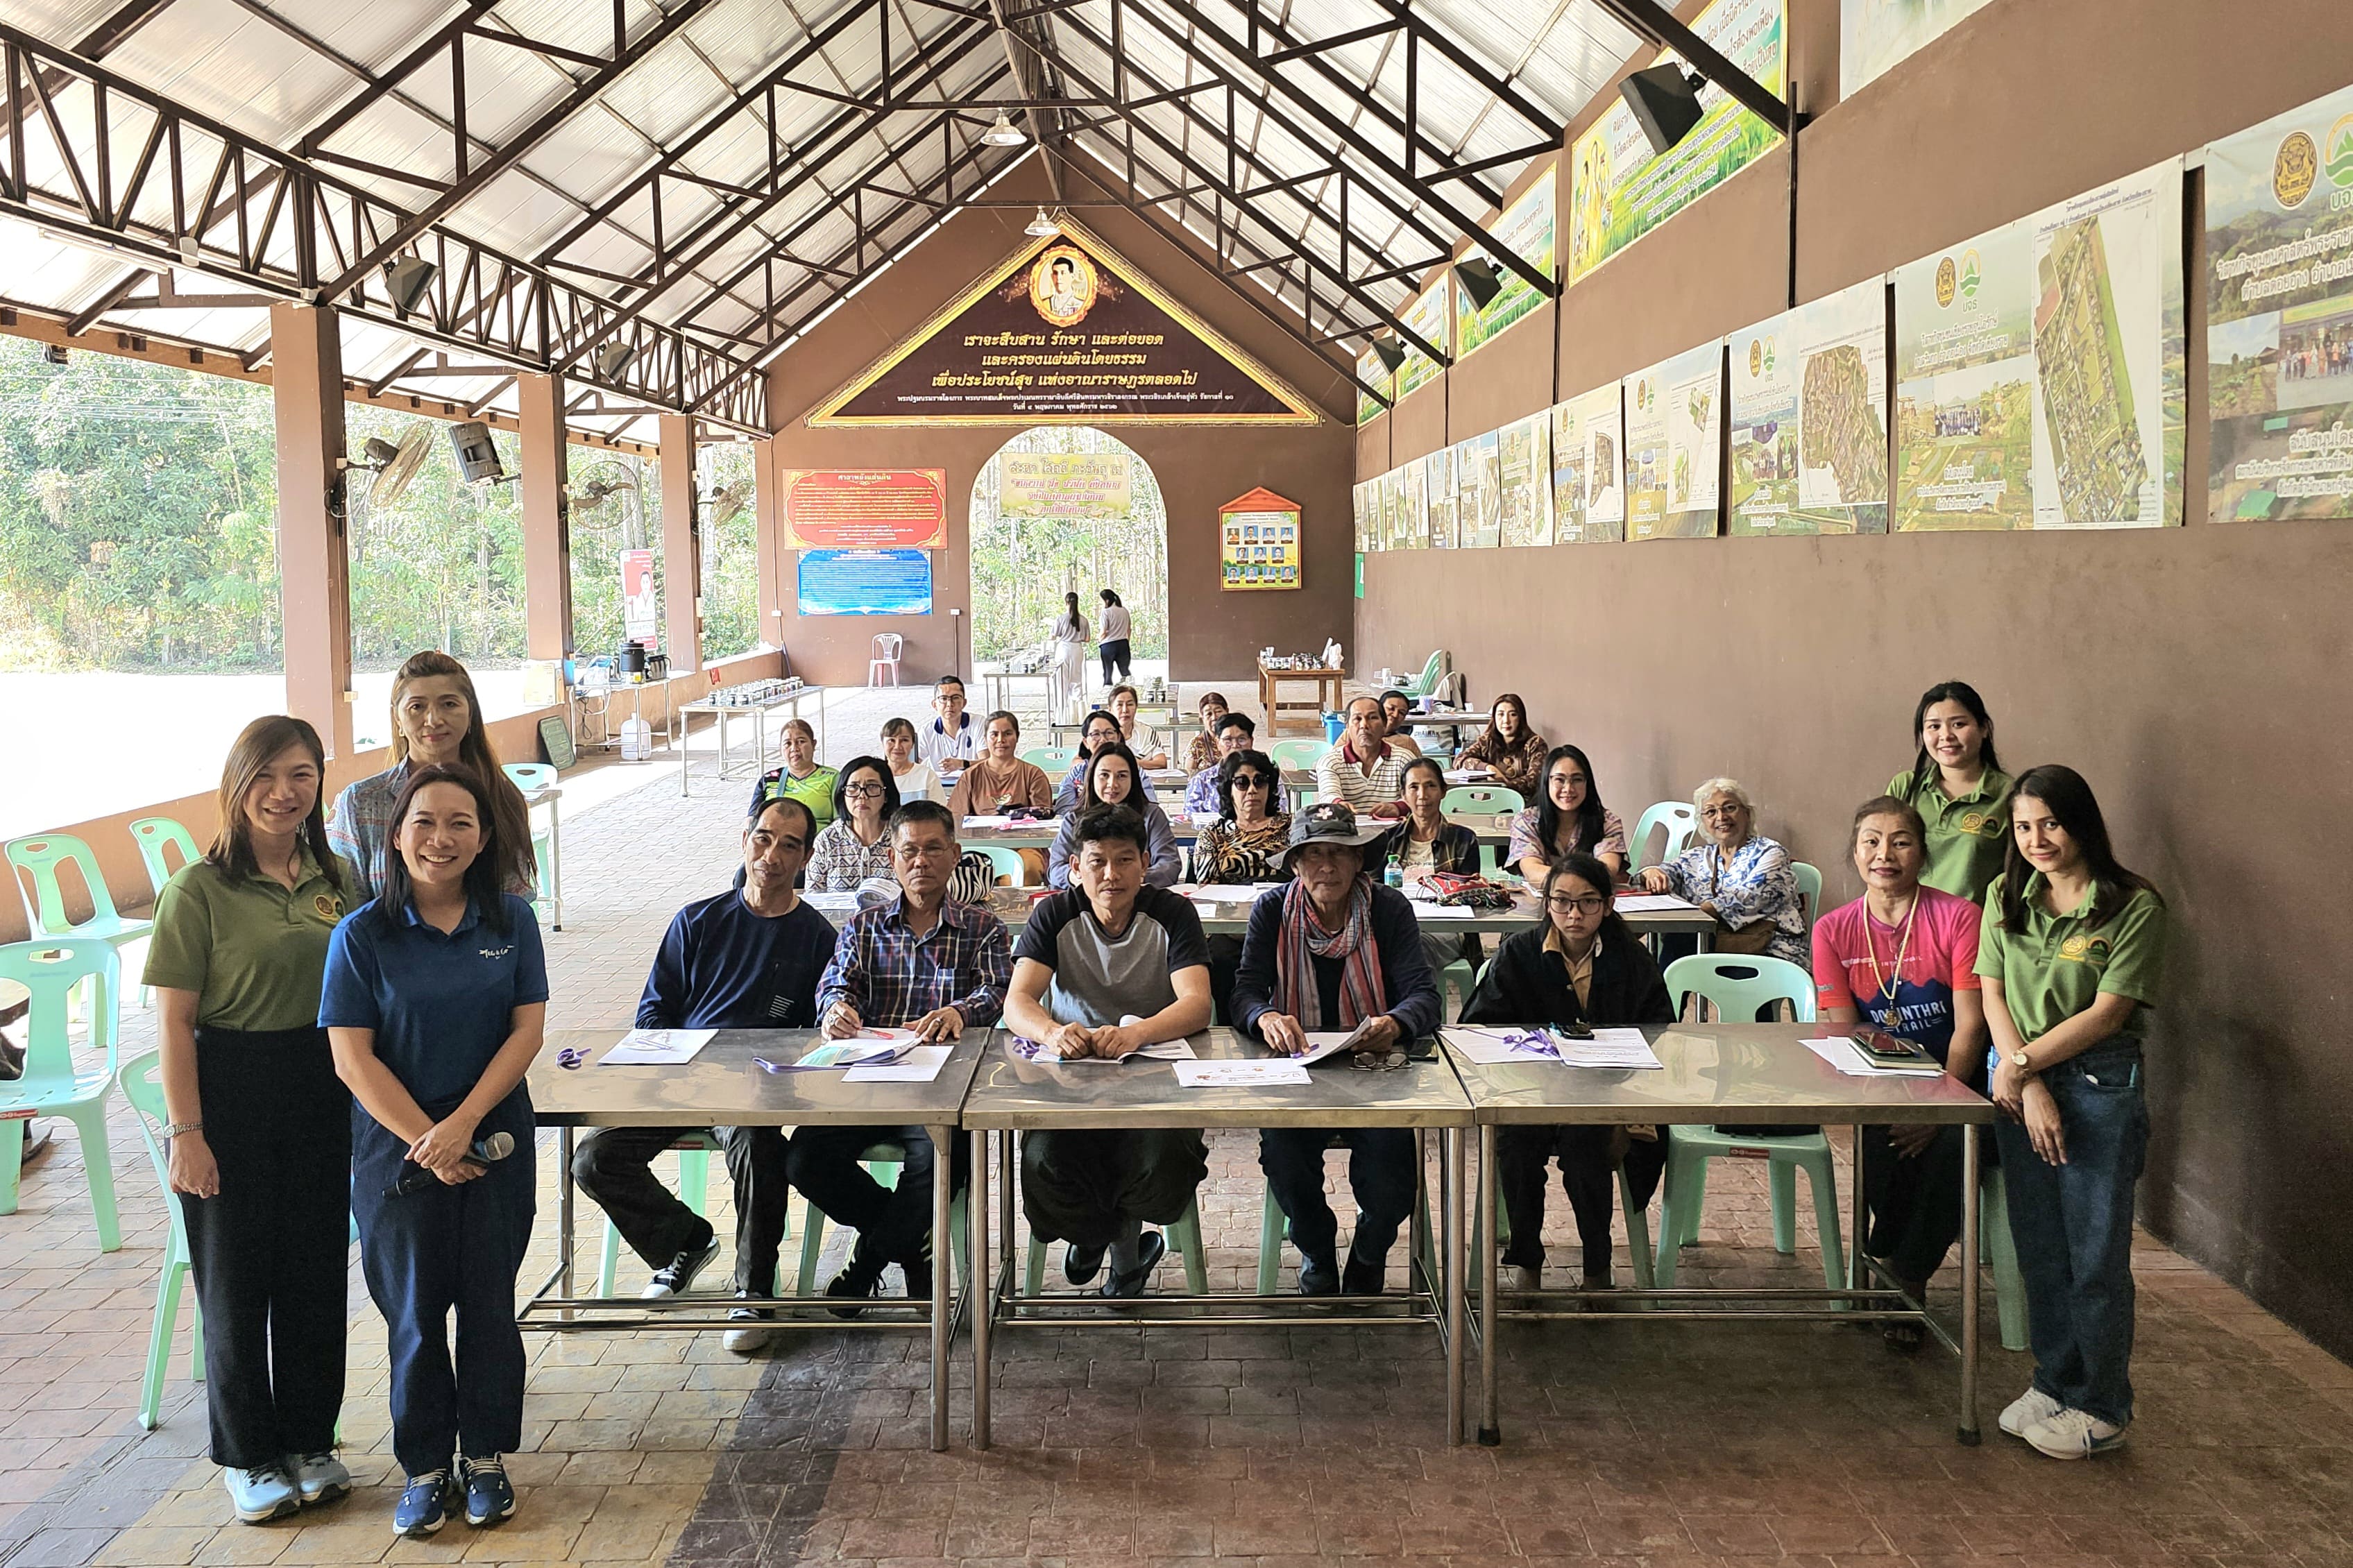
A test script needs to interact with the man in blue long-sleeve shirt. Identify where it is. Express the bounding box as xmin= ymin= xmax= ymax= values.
xmin=571 ymin=797 xmax=838 ymax=1350
xmin=1232 ymin=802 xmax=1441 ymax=1297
